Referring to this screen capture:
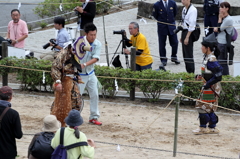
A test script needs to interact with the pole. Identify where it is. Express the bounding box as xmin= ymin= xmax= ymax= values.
xmin=173 ymin=79 xmax=183 ymax=157
xmin=102 ymin=14 xmax=110 ymax=66
xmin=130 ymin=47 xmax=136 ymax=101
xmin=173 ymin=94 xmax=179 ymax=157
xmin=2 ymin=41 xmax=8 ymax=86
